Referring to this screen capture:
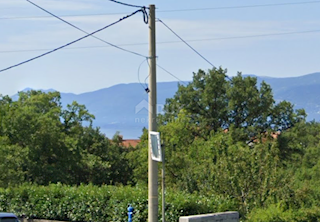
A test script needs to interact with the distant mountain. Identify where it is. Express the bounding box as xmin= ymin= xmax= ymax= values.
xmin=15 ymin=82 xmax=181 ymax=138
xmin=12 ymin=72 xmax=320 ymax=138
xmin=252 ymin=72 xmax=320 ymax=120
xmin=59 ymin=82 xmax=180 ymax=138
